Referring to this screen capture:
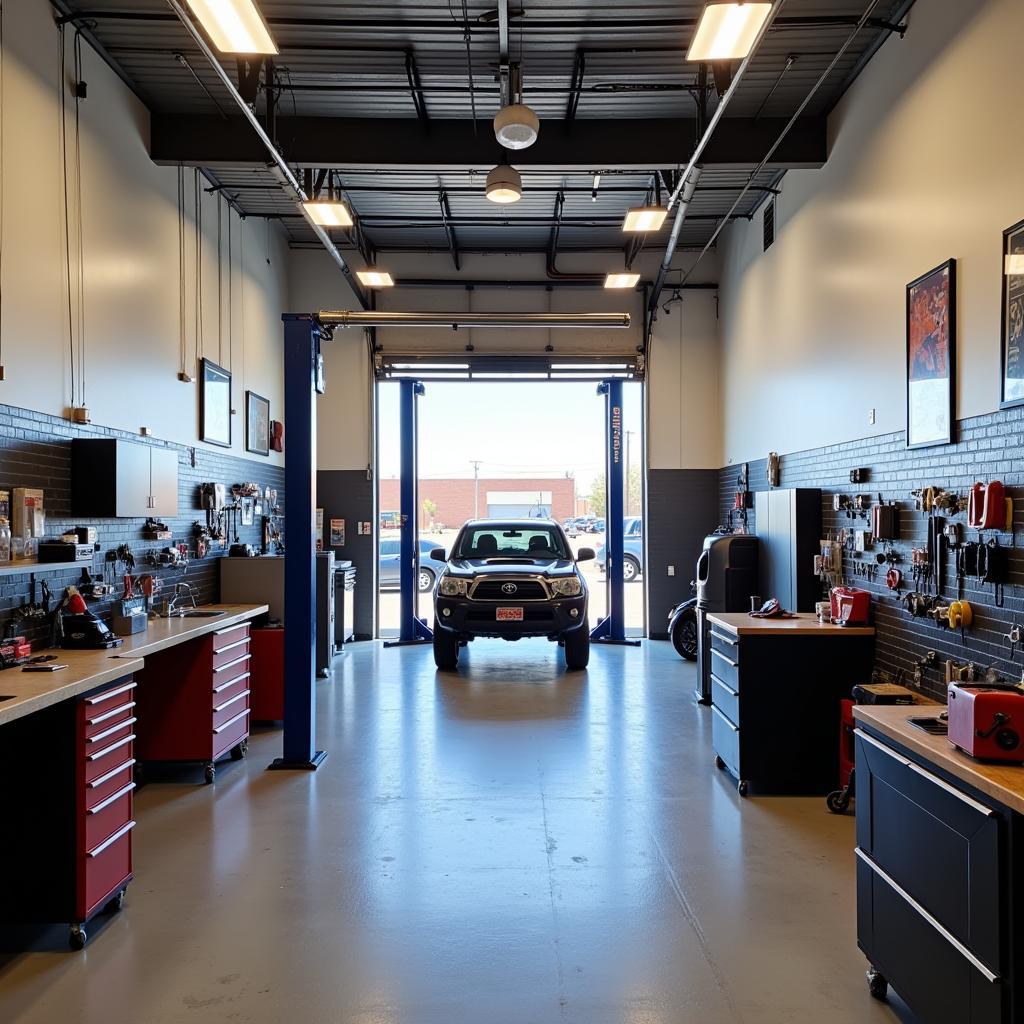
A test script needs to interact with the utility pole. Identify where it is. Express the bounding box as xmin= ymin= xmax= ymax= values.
xmin=470 ymin=460 xmax=482 ymax=518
